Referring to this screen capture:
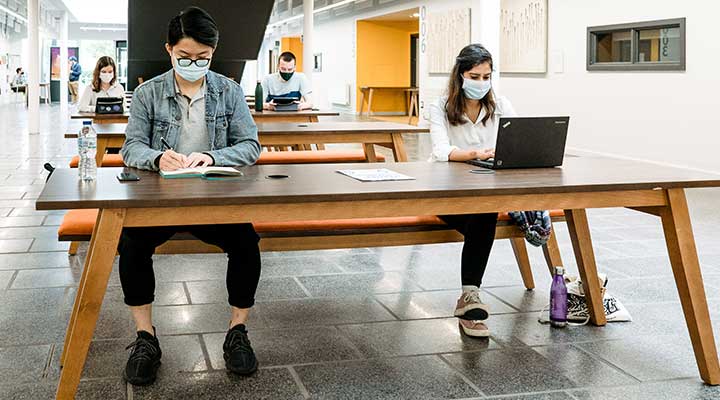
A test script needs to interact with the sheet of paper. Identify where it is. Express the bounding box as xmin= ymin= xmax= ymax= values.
xmin=336 ymin=168 xmax=415 ymax=182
